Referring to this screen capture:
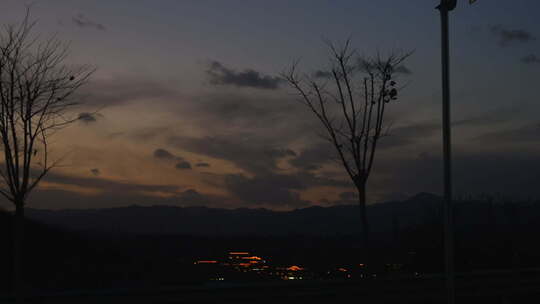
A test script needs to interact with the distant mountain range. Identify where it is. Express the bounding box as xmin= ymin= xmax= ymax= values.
xmin=24 ymin=192 xmax=539 ymax=237
xmin=3 ymin=192 xmax=540 ymax=291
xmin=22 ymin=193 xmax=443 ymax=236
